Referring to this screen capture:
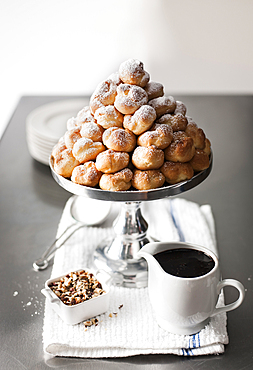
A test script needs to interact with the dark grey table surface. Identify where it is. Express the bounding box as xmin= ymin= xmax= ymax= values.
xmin=0 ymin=95 xmax=252 ymax=369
